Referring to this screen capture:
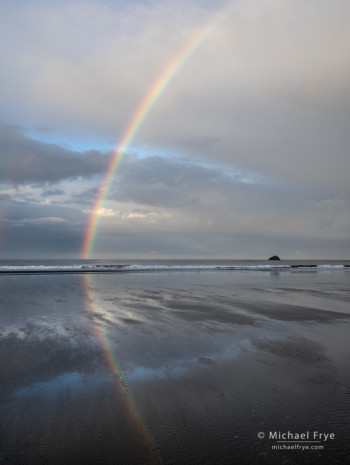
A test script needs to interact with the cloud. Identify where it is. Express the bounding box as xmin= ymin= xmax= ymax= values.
xmin=42 ymin=188 xmax=65 ymax=196
xmin=0 ymin=196 xmax=84 ymax=258
xmin=0 ymin=121 xmax=108 ymax=184
xmin=11 ymin=216 xmax=67 ymax=225
xmin=0 ymin=196 xmax=85 ymax=223
xmin=1 ymin=133 xmax=349 ymax=259
xmin=110 ymin=154 xmax=255 ymax=208
xmin=88 ymin=153 xmax=350 ymax=243
xmin=84 ymin=208 xmax=117 ymax=218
